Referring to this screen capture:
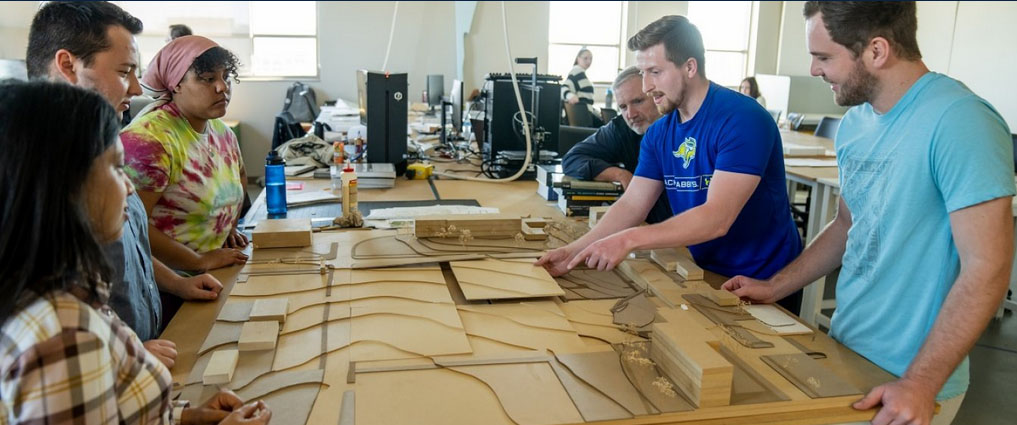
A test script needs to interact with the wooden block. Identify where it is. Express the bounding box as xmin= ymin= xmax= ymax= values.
xmin=415 ymin=214 xmax=522 ymax=238
xmin=588 ymin=206 xmax=610 ymax=229
xmin=520 ymin=219 xmax=548 ymax=240
xmin=250 ymin=298 xmax=288 ymax=322
xmin=651 ymin=307 xmax=732 ymax=407
xmin=651 ymin=247 xmax=704 ymax=281
xmin=238 ymin=320 xmax=279 ymax=351
xmin=705 ymin=288 xmax=740 ymax=306
xmin=202 ymin=349 xmax=239 ymax=385
xmin=252 ymin=218 xmax=312 ymax=248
